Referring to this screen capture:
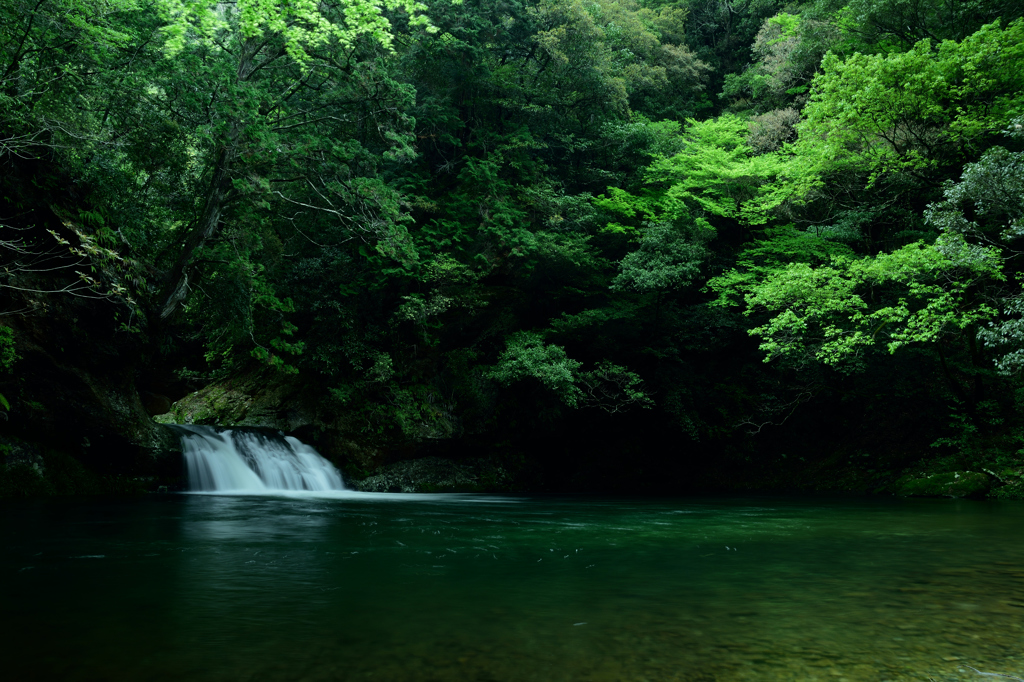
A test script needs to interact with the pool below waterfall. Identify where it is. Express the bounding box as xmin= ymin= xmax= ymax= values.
xmin=3 ymin=493 xmax=1024 ymax=681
